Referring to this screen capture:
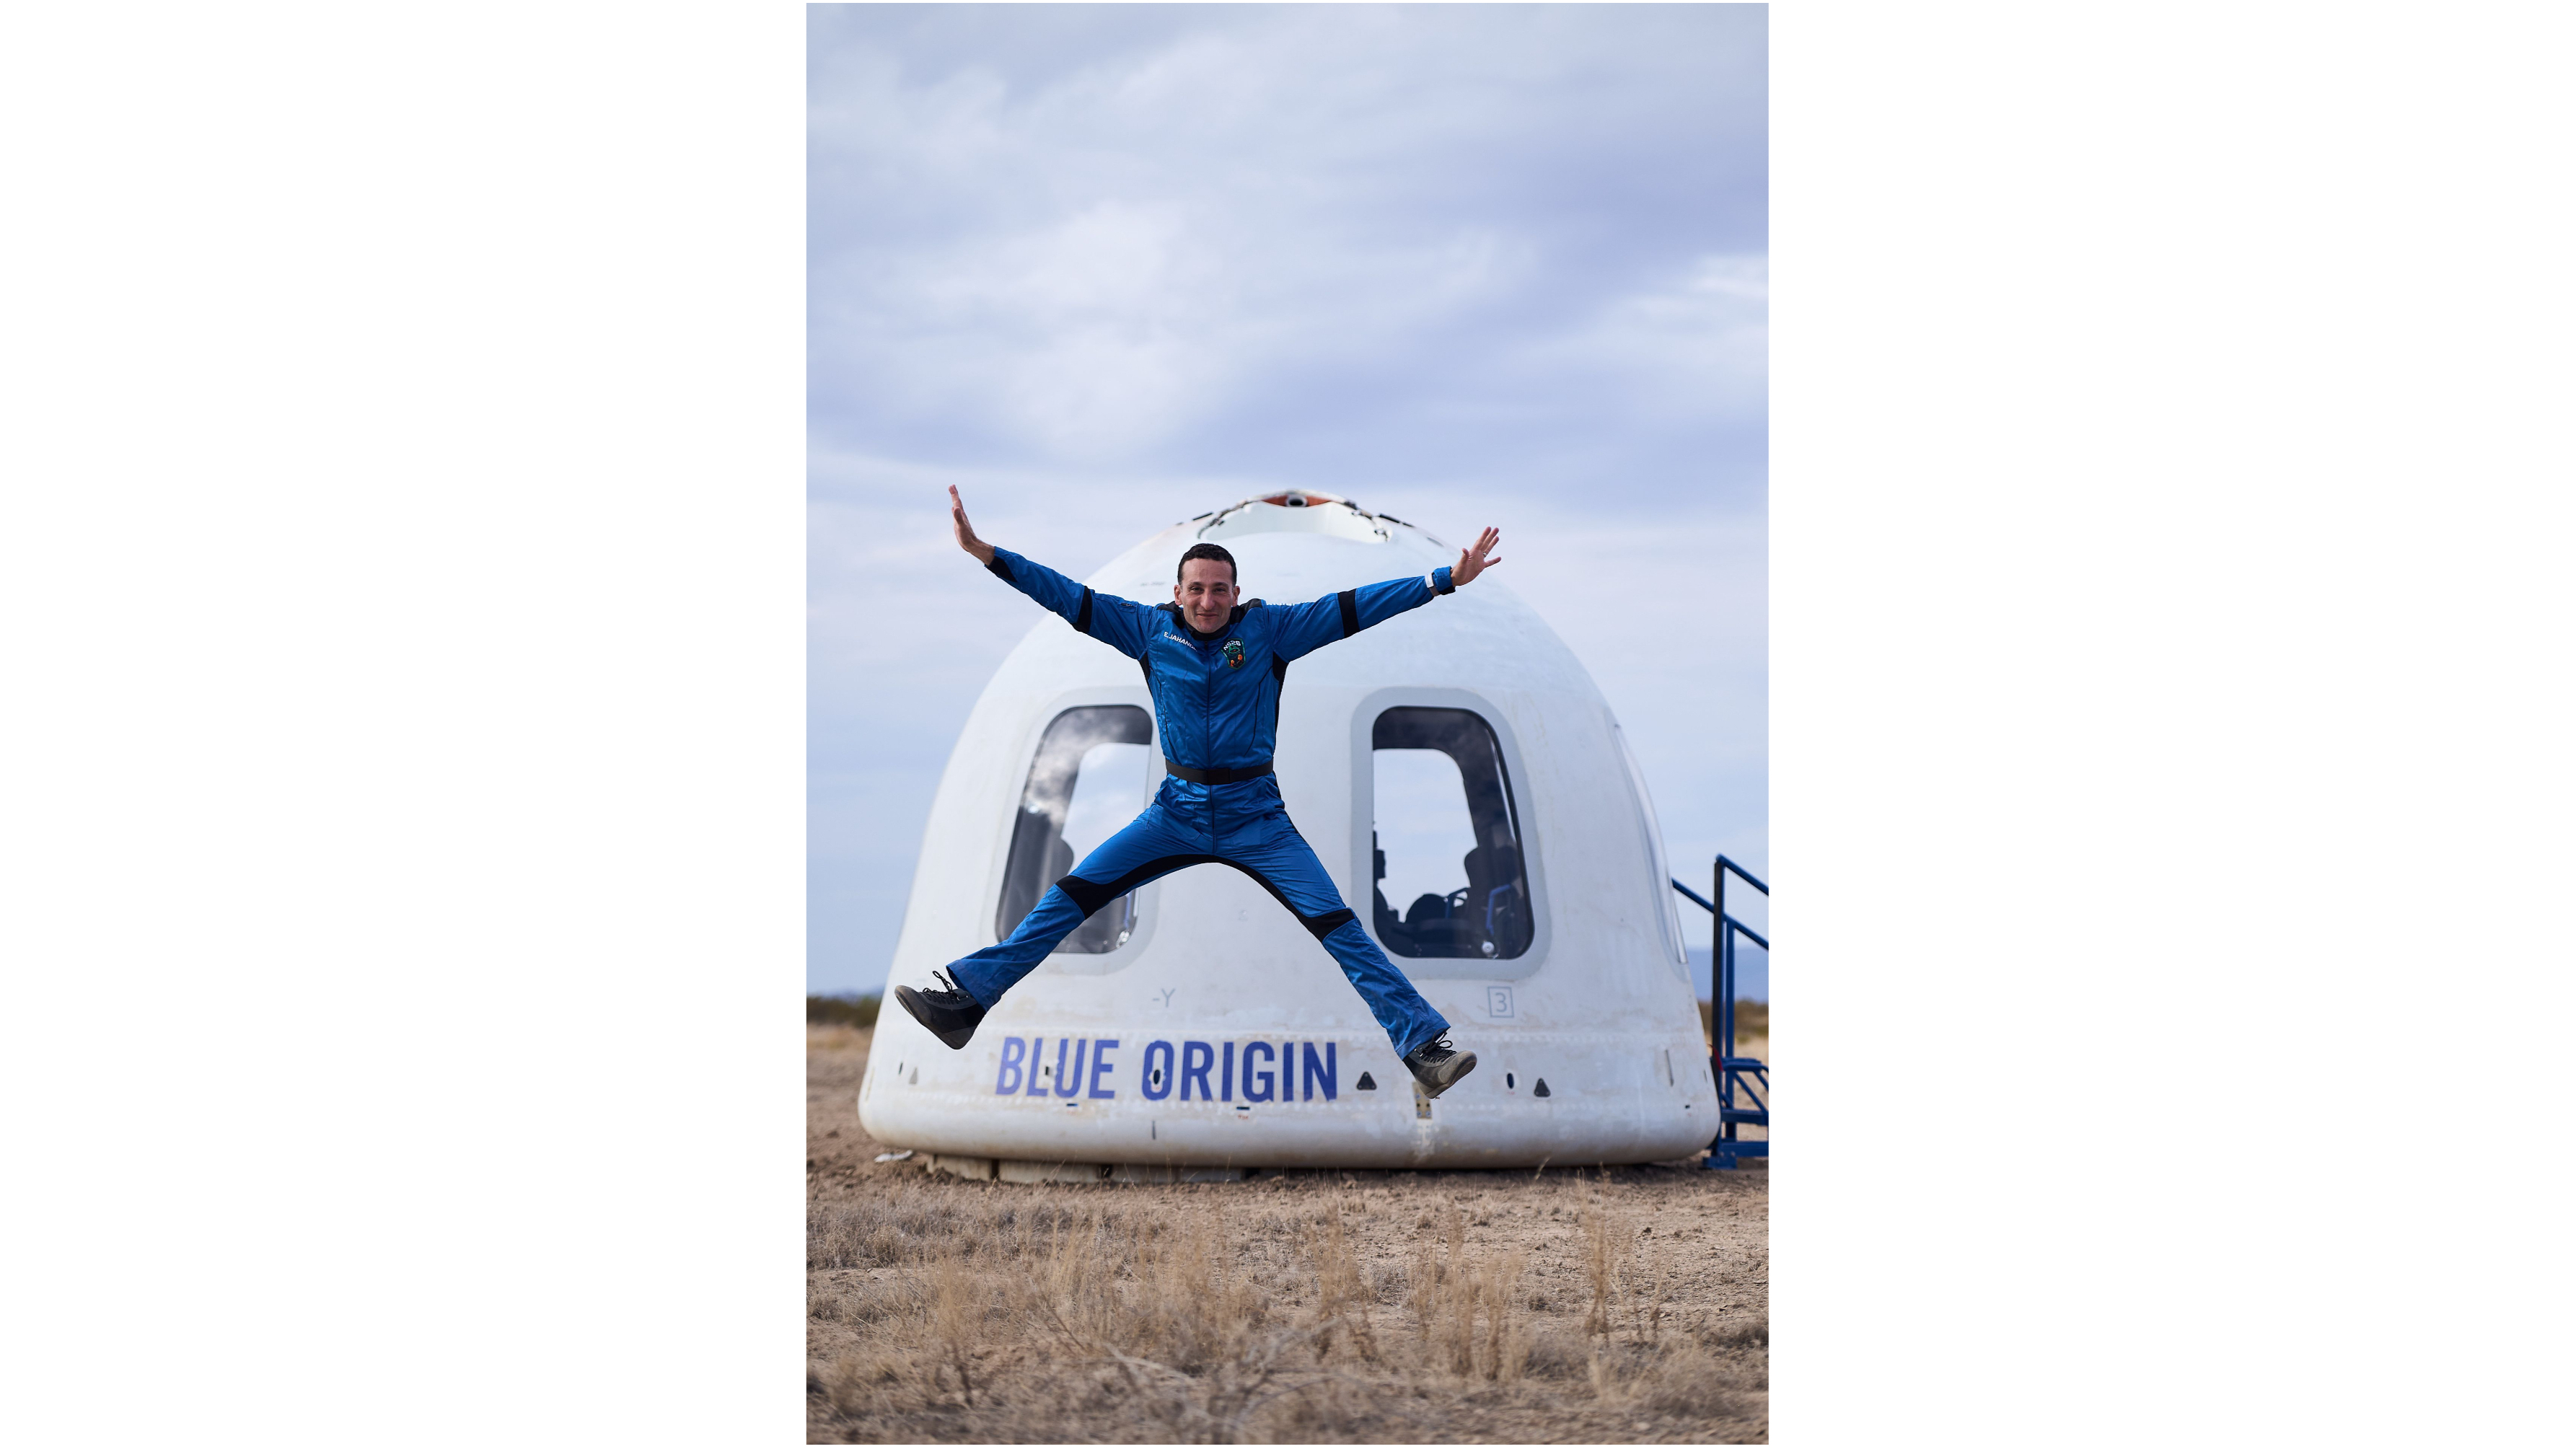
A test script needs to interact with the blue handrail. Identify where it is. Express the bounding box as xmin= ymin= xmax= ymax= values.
xmin=1718 ymin=854 xmax=1768 ymax=896
xmin=1669 ymin=855 xmax=1769 ymax=1169
xmin=1669 ymin=881 xmax=1769 ymax=951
